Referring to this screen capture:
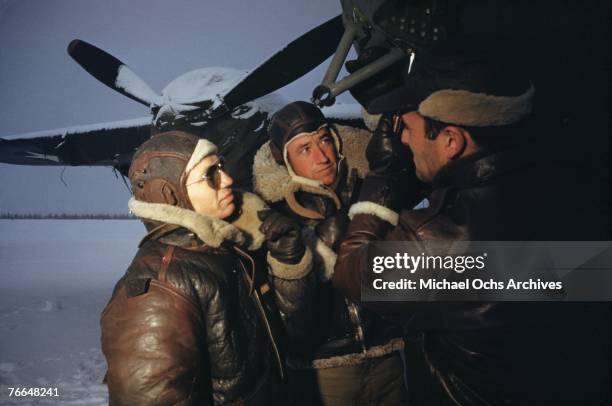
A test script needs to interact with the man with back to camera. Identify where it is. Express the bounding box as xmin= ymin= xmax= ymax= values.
xmin=252 ymin=101 xmax=408 ymax=405
xmin=332 ymin=38 xmax=611 ymax=405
